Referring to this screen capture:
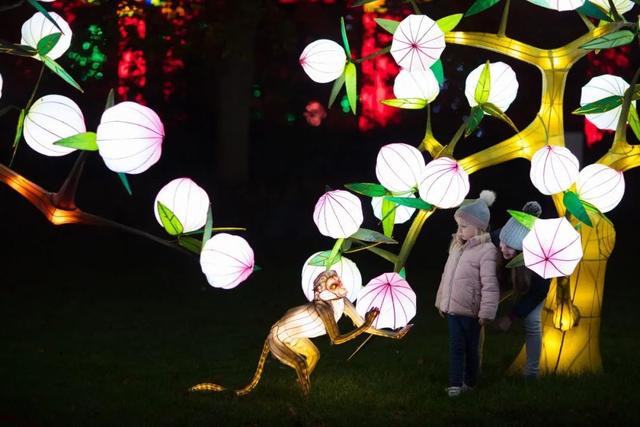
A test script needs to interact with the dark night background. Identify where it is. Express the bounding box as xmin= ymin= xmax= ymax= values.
xmin=1 ymin=0 xmax=640 ymax=425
